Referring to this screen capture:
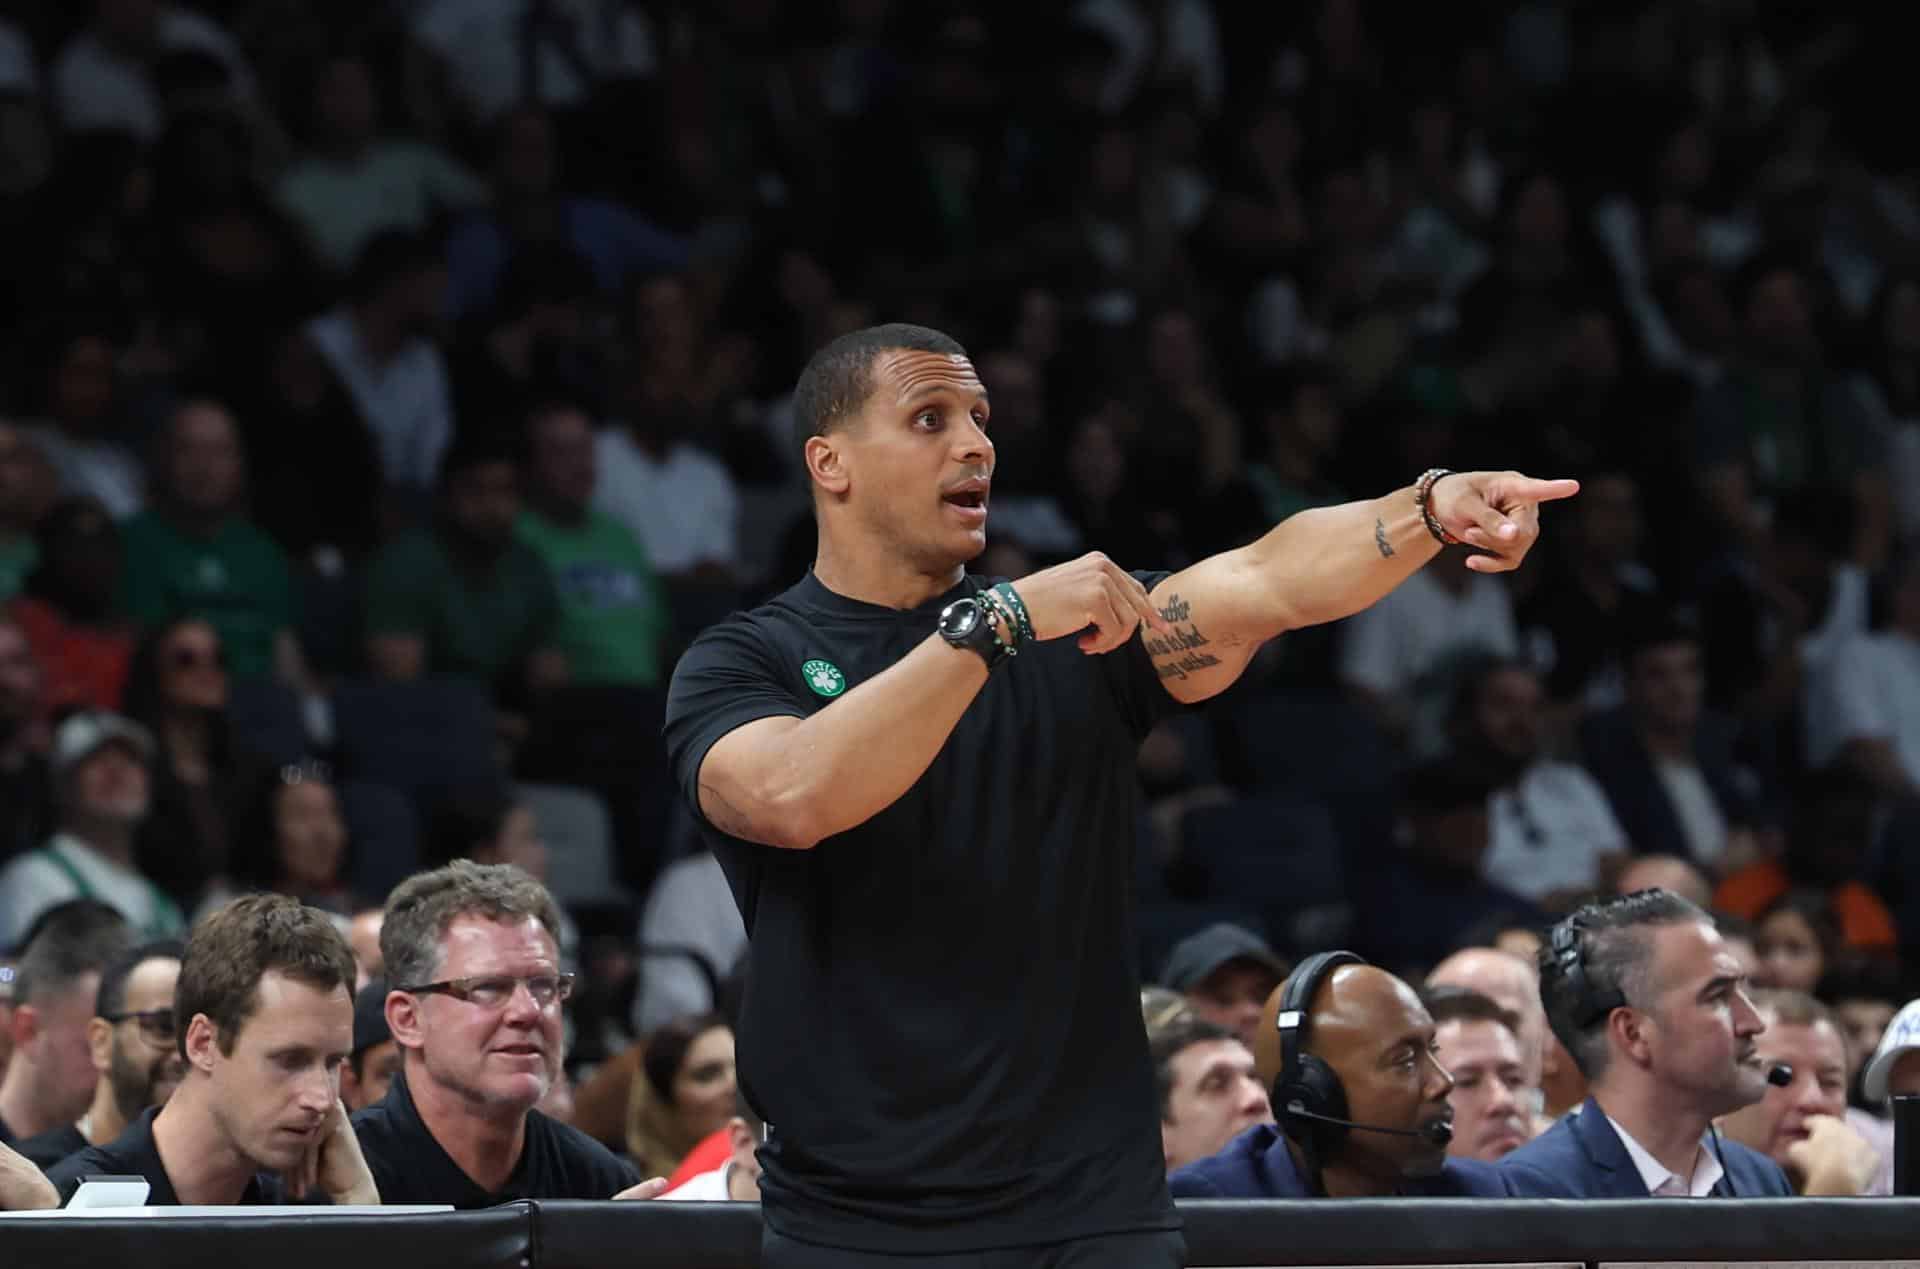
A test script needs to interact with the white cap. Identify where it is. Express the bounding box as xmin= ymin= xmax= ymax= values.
xmin=50 ymin=711 xmax=154 ymax=784
xmin=1860 ymin=997 xmax=1920 ymax=1103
